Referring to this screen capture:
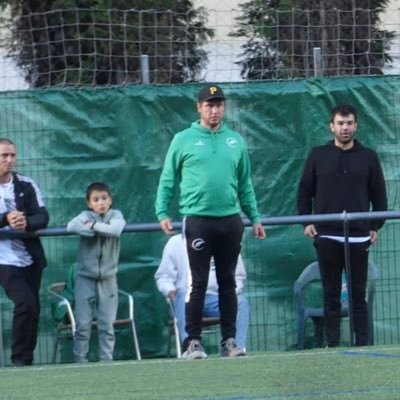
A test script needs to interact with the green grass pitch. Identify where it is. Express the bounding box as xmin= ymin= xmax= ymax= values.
xmin=1 ymin=346 xmax=400 ymax=400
